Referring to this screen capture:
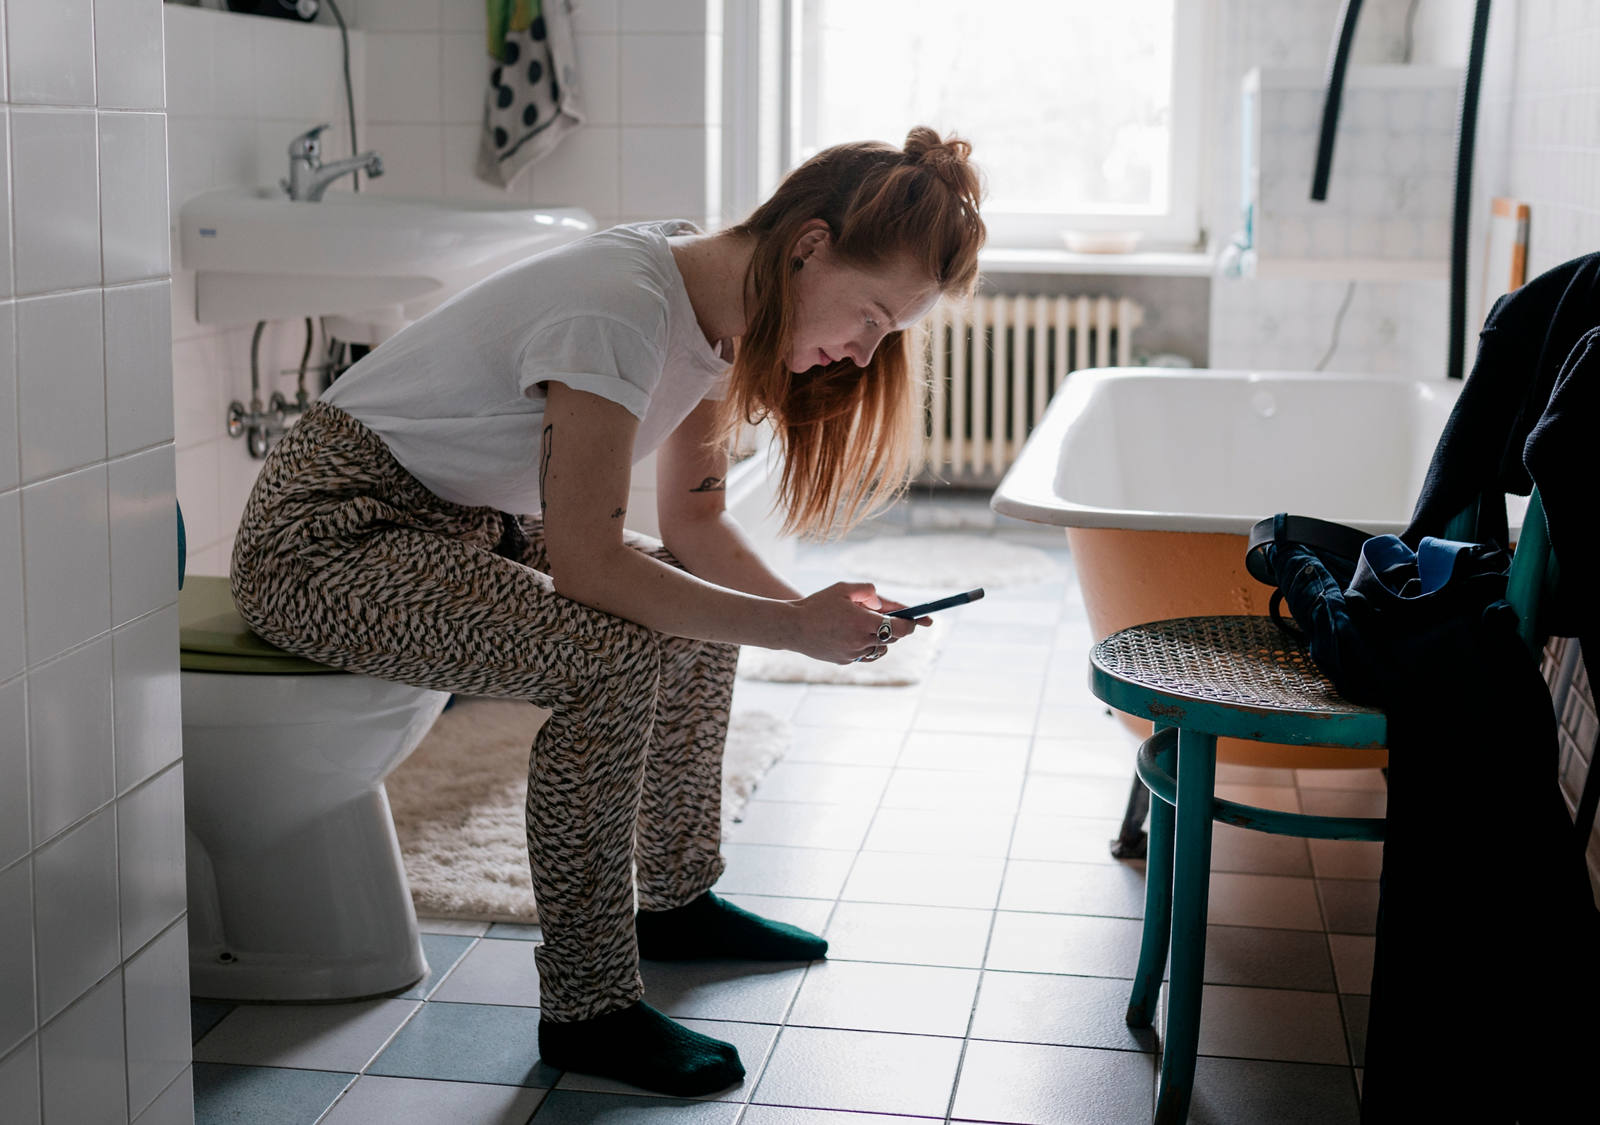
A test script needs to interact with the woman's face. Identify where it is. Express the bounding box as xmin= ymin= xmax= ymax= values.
xmin=785 ymin=225 xmax=941 ymax=374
